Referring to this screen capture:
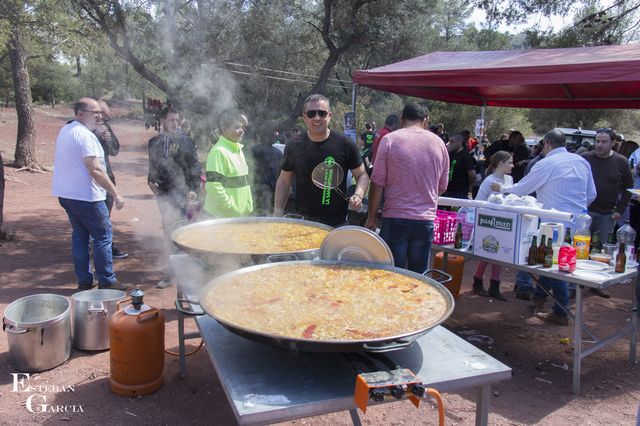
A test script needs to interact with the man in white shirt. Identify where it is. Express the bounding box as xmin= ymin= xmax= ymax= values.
xmin=492 ymin=129 xmax=597 ymax=325
xmin=52 ymin=97 xmax=132 ymax=291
